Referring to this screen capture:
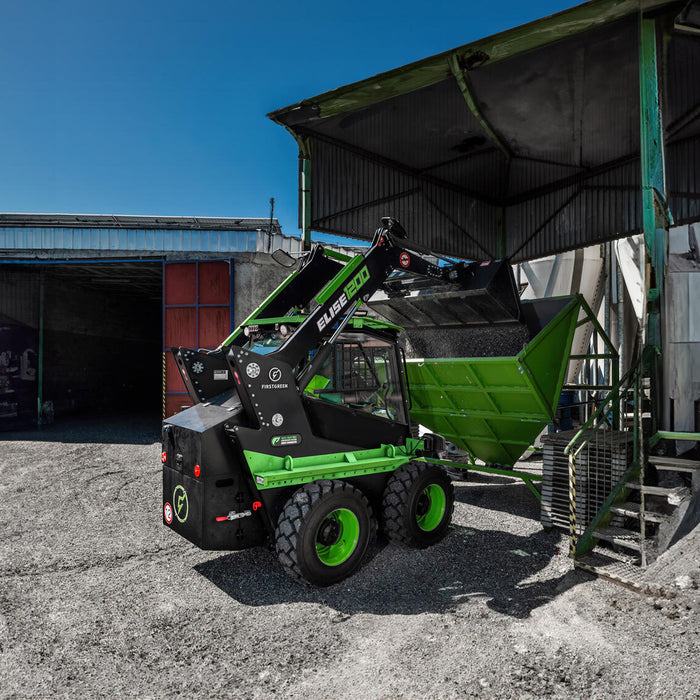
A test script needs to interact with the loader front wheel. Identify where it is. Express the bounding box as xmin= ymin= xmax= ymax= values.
xmin=382 ymin=462 xmax=454 ymax=548
xmin=275 ymin=480 xmax=375 ymax=586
